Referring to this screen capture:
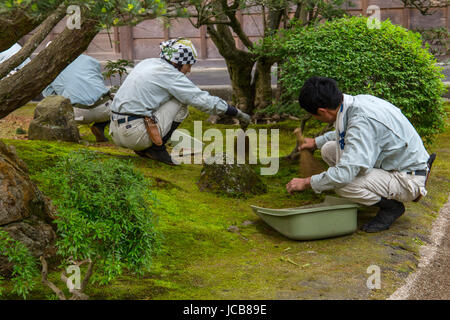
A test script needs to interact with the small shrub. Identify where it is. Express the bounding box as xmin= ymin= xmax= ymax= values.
xmin=261 ymin=16 xmax=446 ymax=144
xmin=0 ymin=230 xmax=38 ymax=299
xmin=103 ymin=59 xmax=134 ymax=87
xmin=37 ymin=150 xmax=161 ymax=284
